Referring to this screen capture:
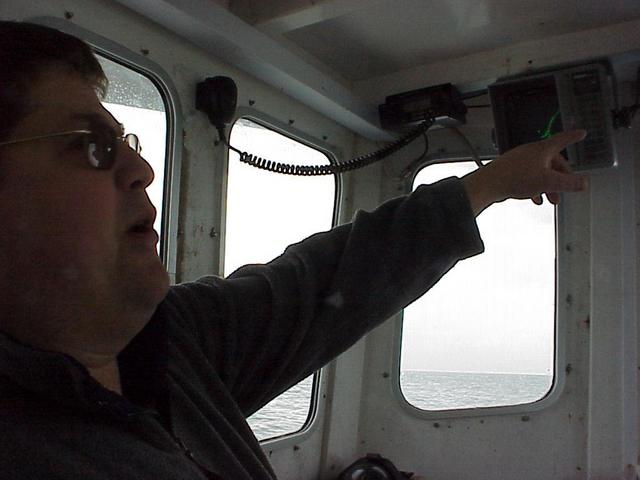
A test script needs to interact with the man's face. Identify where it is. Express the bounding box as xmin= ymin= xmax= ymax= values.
xmin=0 ymin=66 xmax=170 ymax=351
